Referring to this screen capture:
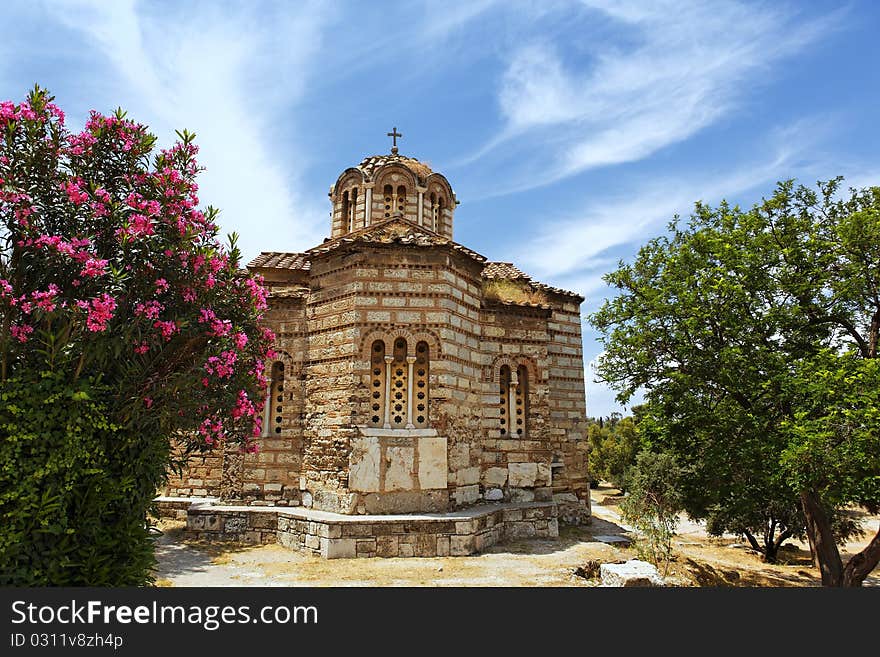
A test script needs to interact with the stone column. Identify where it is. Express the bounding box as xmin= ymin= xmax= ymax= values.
xmin=416 ymin=186 xmax=426 ymax=226
xmin=405 ymin=355 xmax=417 ymax=429
xmin=508 ymin=370 xmax=519 ymax=437
xmin=383 ymin=355 xmax=394 ymax=428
